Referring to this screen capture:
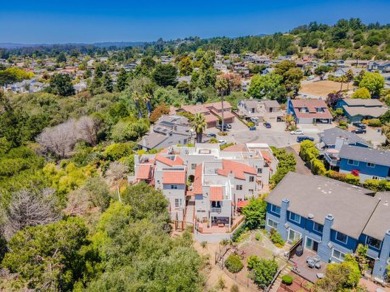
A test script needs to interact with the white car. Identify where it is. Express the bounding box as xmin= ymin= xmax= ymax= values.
xmin=218 ymin=139 xmax=227 ymax=145
xmin=290 ymin=129 xmax=304 ymax=135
